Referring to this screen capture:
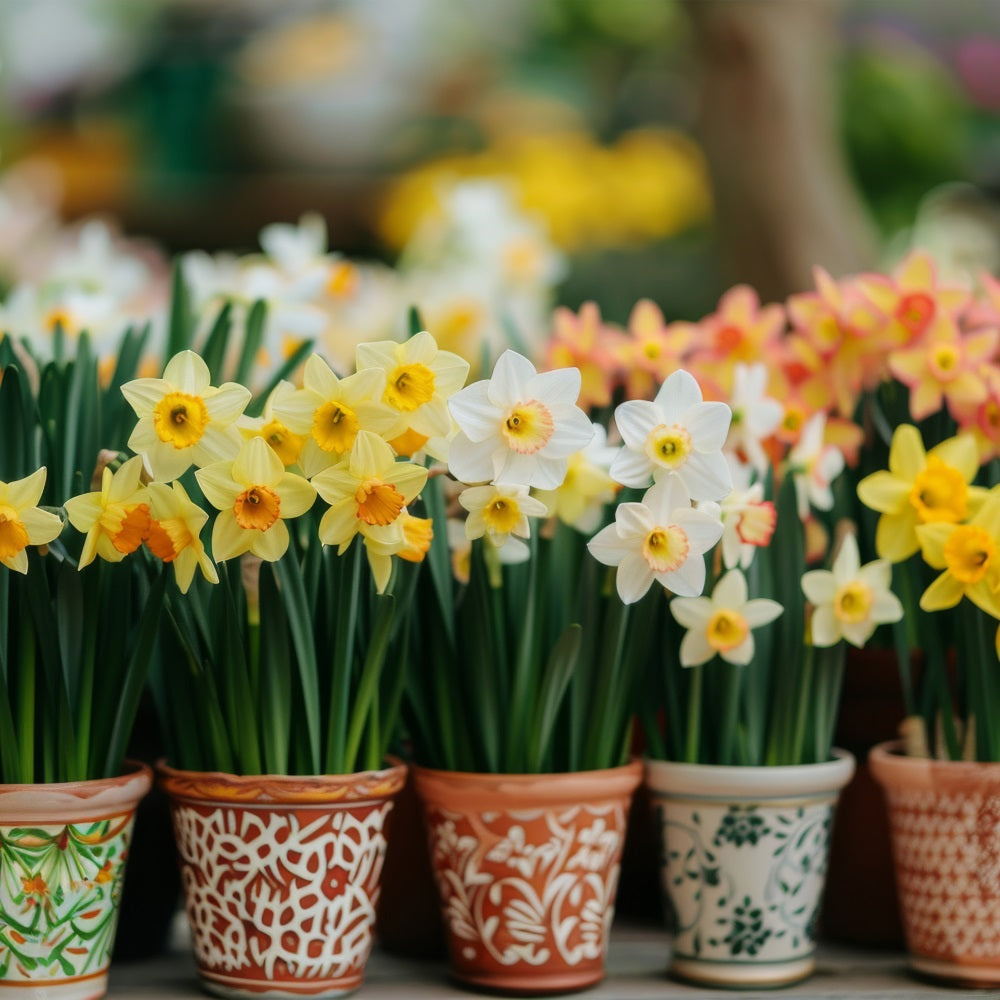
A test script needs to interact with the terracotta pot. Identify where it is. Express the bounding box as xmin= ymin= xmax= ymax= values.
xmin=645 ymin=750 xmax=855 ymax=990
xmin=413 ymin=760 xmax=642 ymax=995
xmin=870 ymin=740 xmax=1000 ymax=987
xmin=0 ymin=762 xmax=153 ymax=1000
xmin=159 ymin=762 xmax=406 ymax=999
